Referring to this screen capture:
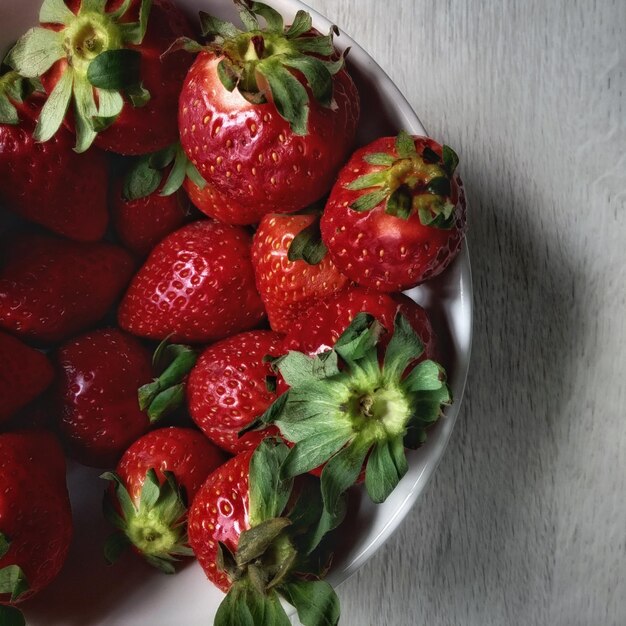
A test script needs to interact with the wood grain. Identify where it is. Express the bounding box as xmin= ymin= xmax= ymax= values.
xmin=299 ymin=1 xmax=626 ymax=624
